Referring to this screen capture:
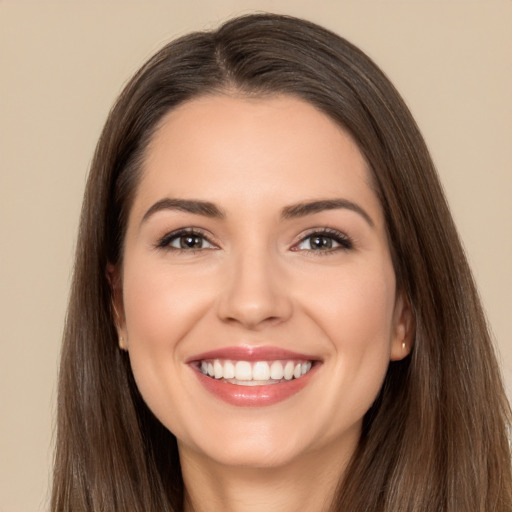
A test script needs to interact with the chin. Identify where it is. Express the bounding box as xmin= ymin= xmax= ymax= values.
xmin=192 ymin=435 xmax=309 ymax=470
